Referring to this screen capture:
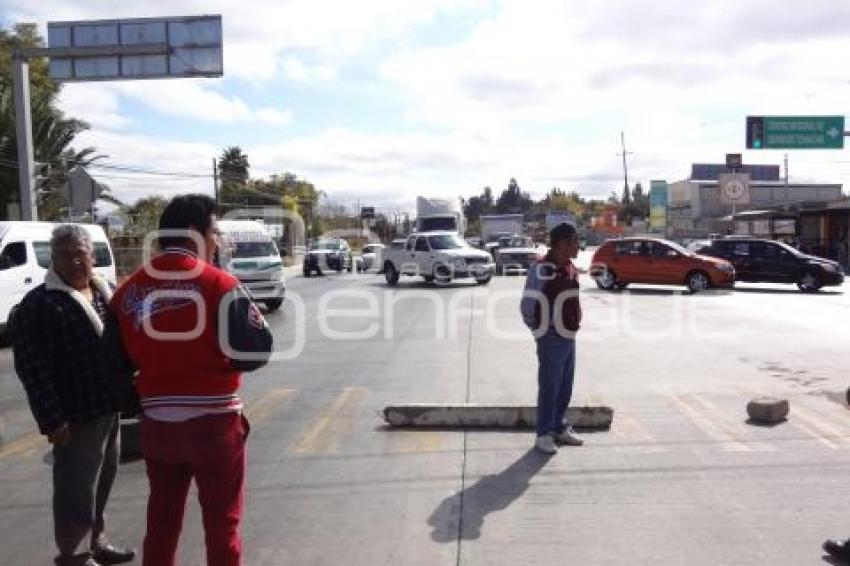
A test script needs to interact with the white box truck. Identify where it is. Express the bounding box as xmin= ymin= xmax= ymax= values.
xmin=416 ymin=197 xmax=465 ymax=234
xmin=480 ymin=214 xmax=524 ymax=254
